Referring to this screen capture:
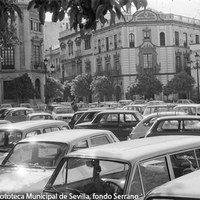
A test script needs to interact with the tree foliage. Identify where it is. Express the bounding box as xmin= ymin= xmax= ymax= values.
xmin=129 ymin=72 xmax=163 ymax=99
xmin=165 ymin=71 xmax=195 ymax=98
xmin=63 ymin=81 xmax=73 ymax=101
xmin=71 ymin=74 xmax=92 ymax=101
xmin=90 ymin=76 xmax=114 ymax=101
xmin=11 ymin=73 xmax=35 ymax=102
xmin=45 ymin=77 xmax=64 ymax=103
xmin=27 ymin=0 xmax=147 ymax=36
